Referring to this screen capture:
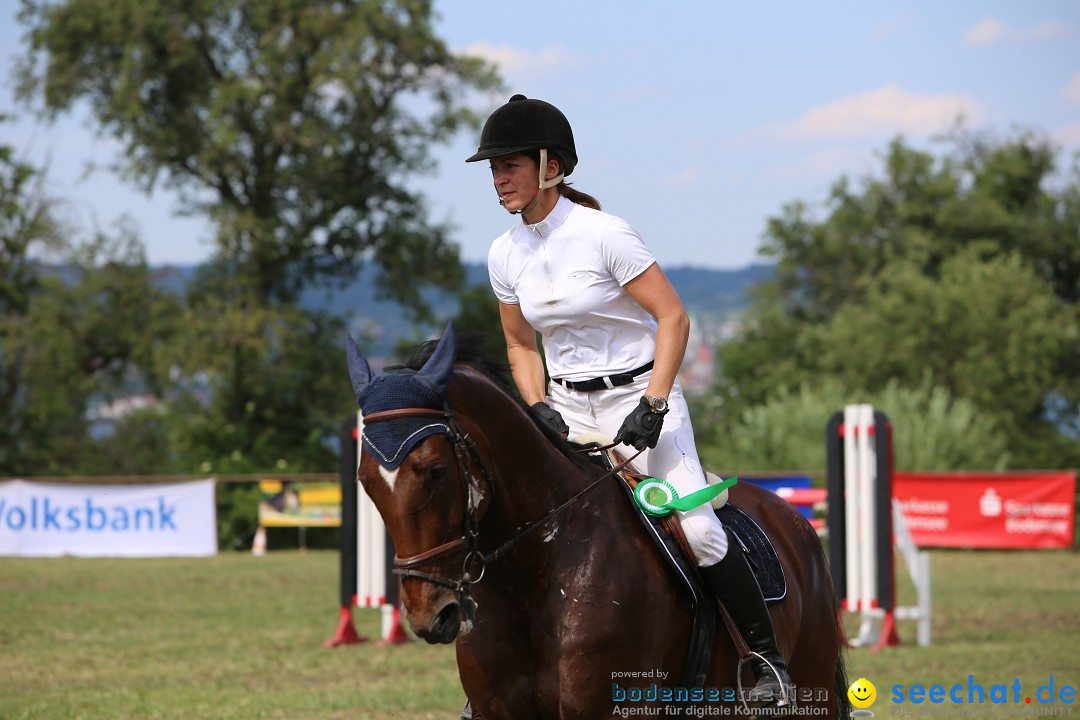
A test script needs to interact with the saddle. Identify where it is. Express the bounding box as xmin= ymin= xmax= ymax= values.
xmin=578 ymin=439 xmax=787 ymax=694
